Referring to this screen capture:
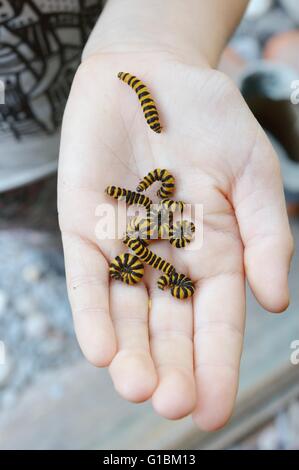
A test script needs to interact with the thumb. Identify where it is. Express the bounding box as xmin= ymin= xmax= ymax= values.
xmin=233 ymin=127 xmax=294 ymax=313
